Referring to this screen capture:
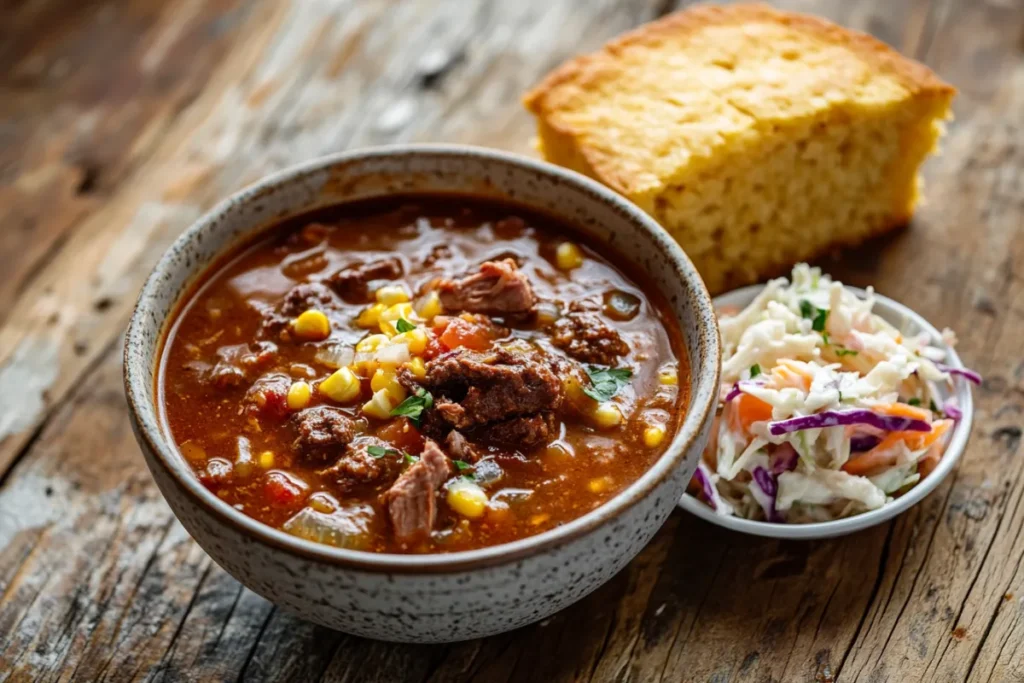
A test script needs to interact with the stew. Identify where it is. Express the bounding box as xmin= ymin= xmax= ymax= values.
xmin=159 ymin=195 xmax=688 ymax=553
